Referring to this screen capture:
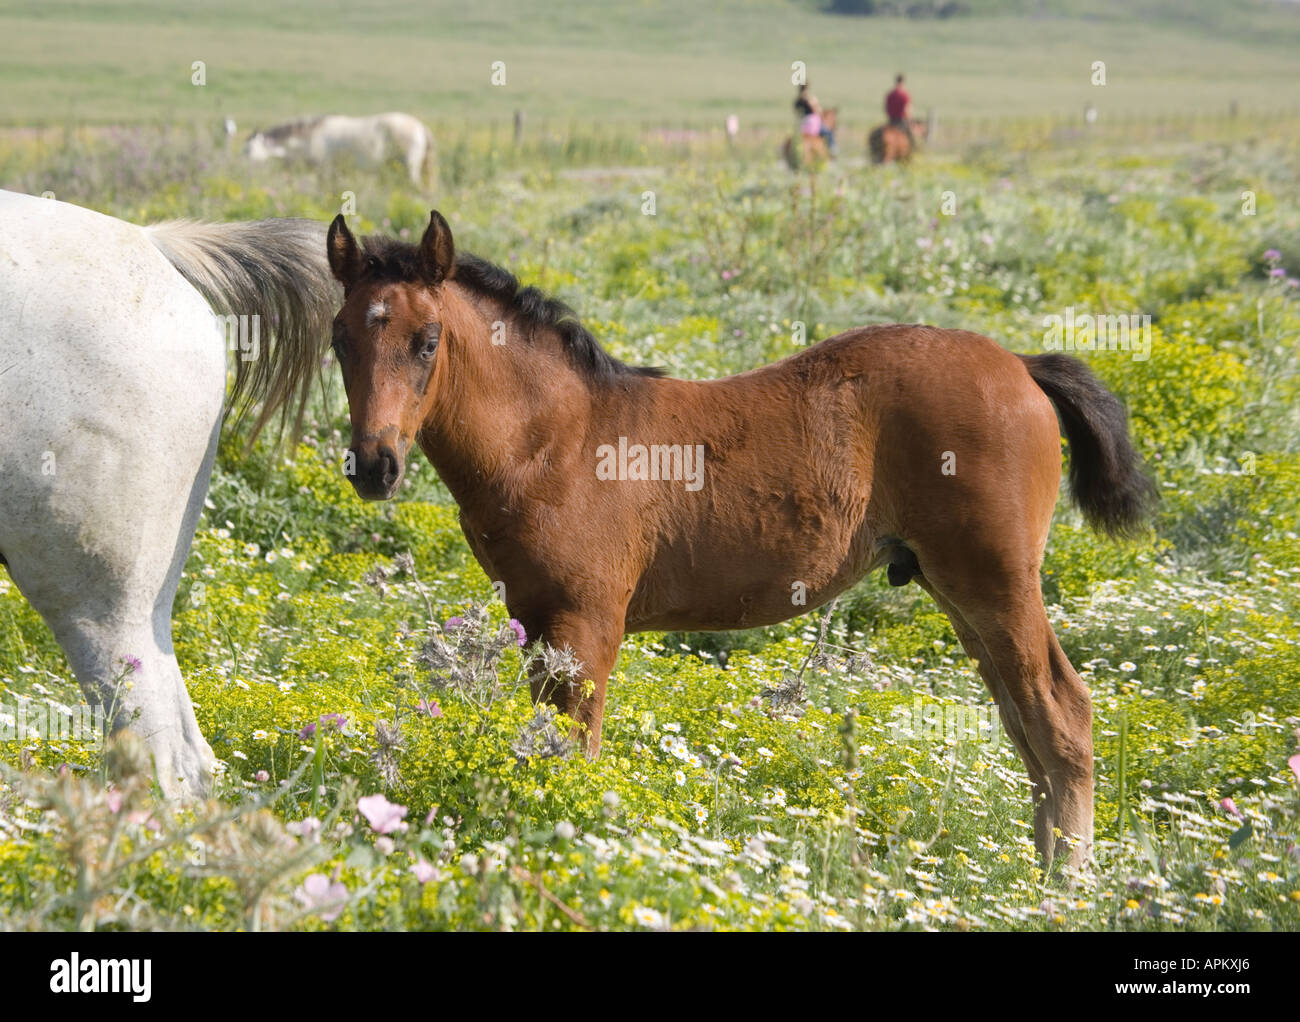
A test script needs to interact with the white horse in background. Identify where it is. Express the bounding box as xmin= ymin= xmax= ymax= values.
xmin=245 ymin=112 xmax=435 ymax=188
xmin=0 ymin=190 xmax=338 ymax=797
